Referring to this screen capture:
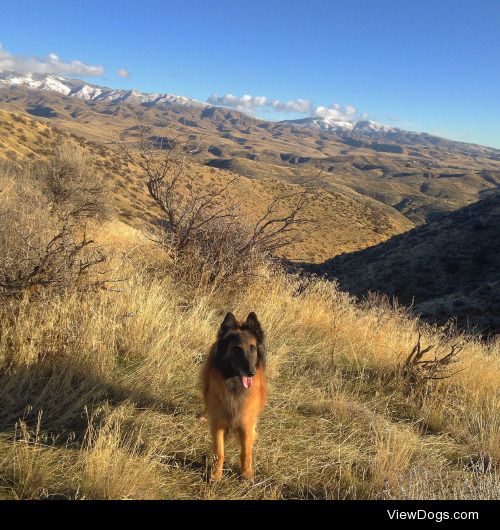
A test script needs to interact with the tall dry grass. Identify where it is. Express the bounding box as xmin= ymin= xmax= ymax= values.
xmin=0 ymin=149 xmax=498 ymax=499
xmin=0 ymin=220 xmax=498 ymax=499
